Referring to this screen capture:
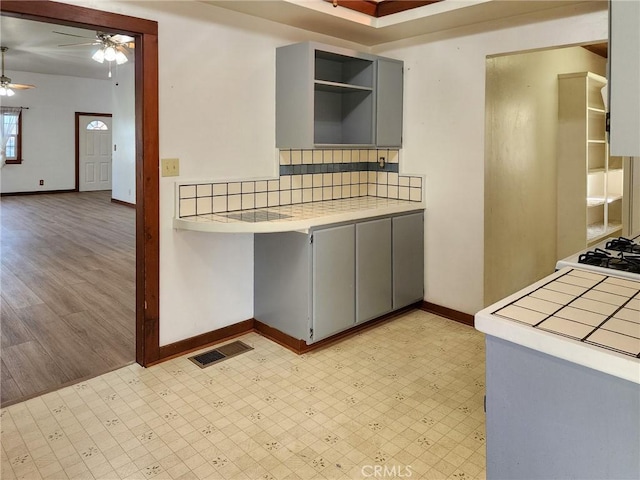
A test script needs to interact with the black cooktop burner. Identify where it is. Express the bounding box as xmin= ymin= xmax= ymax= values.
xmin=604 ymin=237 xmax=640 ymax=254
xmin=578 ymin=249 xmax=640 ymax=273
